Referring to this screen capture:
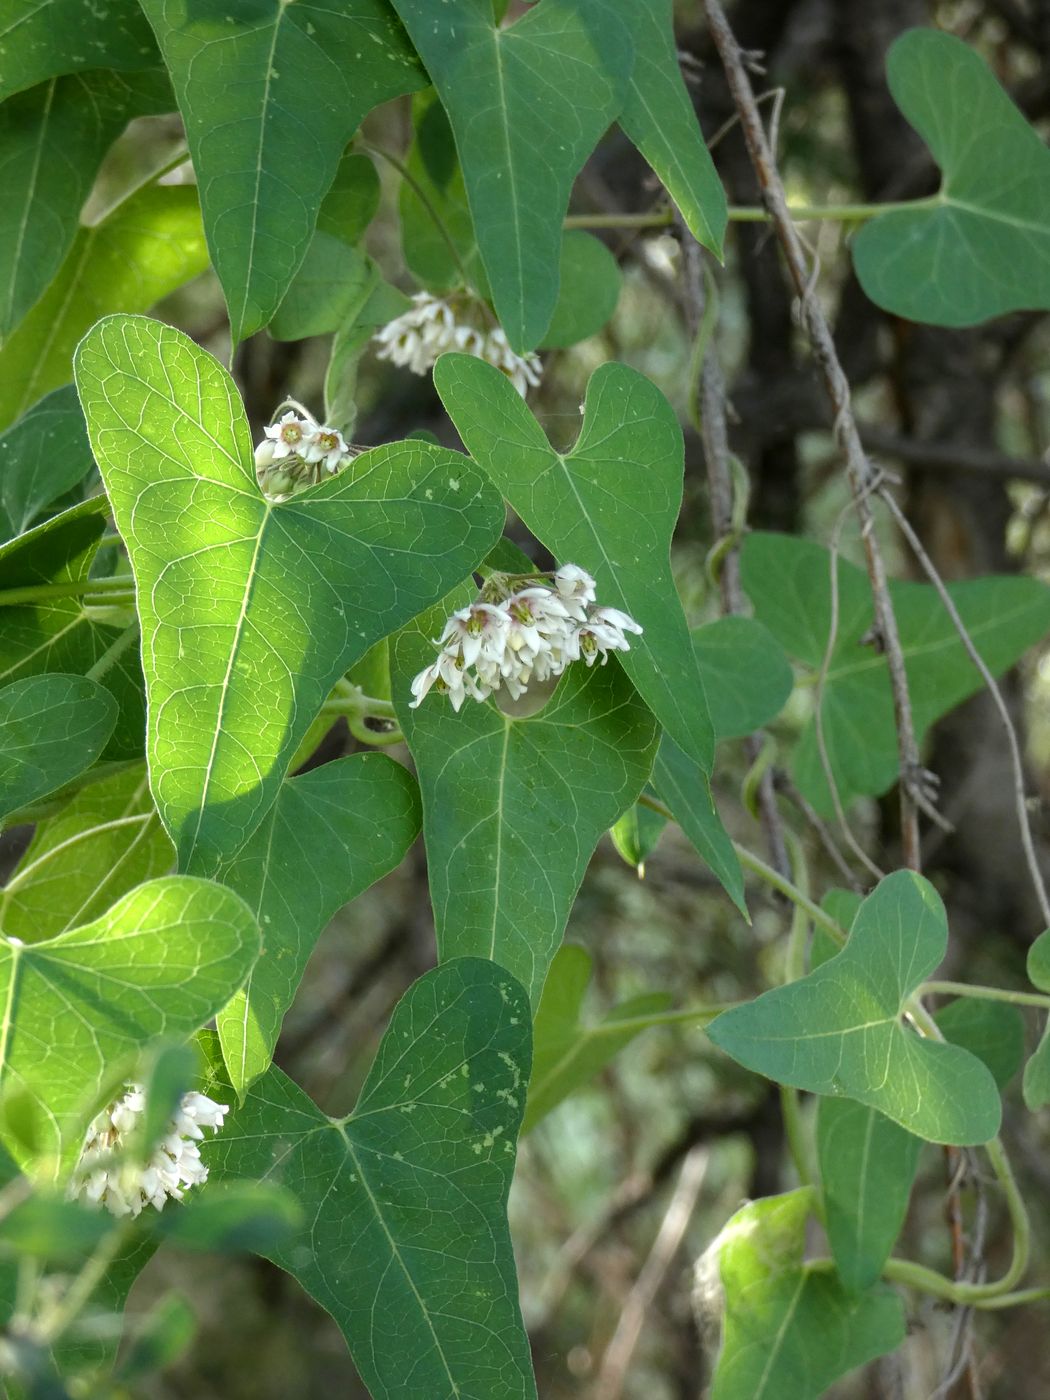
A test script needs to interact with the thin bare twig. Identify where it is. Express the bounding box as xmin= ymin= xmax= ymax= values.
xmin=701 ymin=0 xmax=925 ymax=870
xmin=591 ymin=1146 xmax=709 ymax=1400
